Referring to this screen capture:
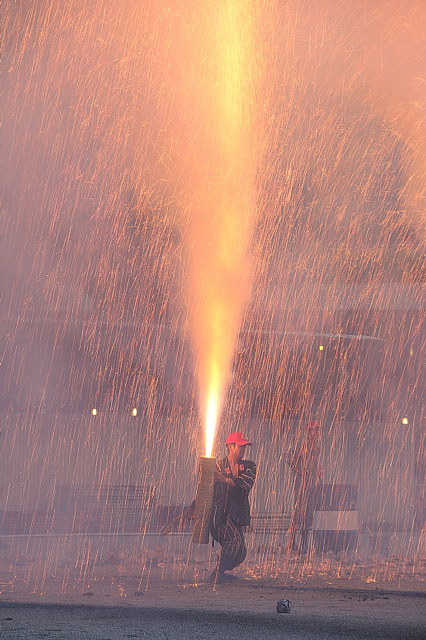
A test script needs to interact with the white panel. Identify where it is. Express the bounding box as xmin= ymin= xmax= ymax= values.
xmin=313 ymin=510 xmax=359 ymax=531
